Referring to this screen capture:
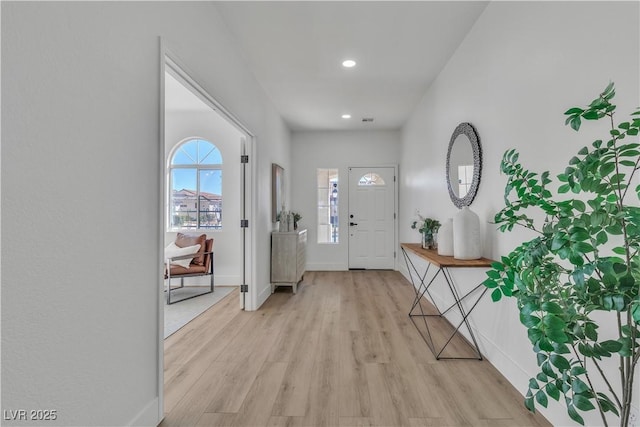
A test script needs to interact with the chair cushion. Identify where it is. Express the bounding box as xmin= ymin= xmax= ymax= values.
xmin=166 ymin=263 xmax=207 ymax=278
xmin=176 ymin=233 xmax=206 ymax=265
xmin=164 ymin=242 xmax=201 ymax=268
